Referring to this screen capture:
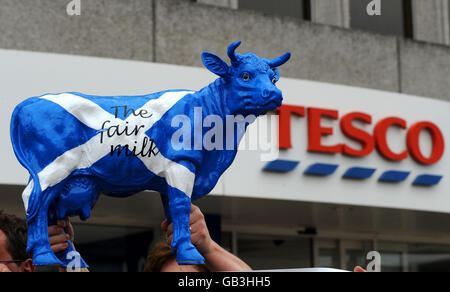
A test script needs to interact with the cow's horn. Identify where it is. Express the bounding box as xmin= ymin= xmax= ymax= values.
xmin=228 ymin=41 xmax=242 ymax=65
xmin=268 ymin=52 xmax=291 ymax=67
